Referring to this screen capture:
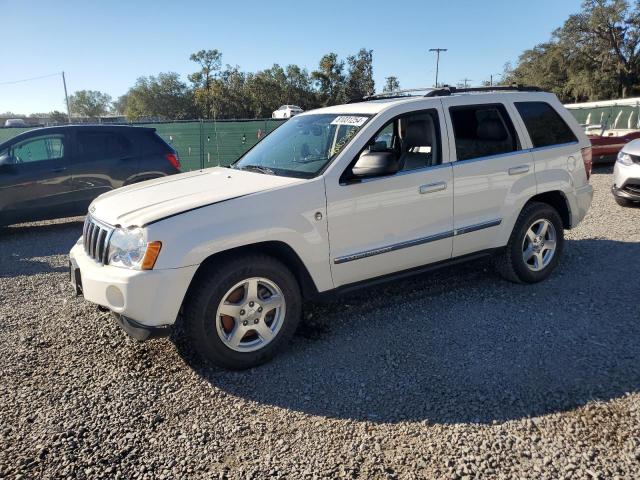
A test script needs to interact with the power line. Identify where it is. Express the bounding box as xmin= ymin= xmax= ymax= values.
xmin=0 ymin=72 xmax=61 ymax=86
